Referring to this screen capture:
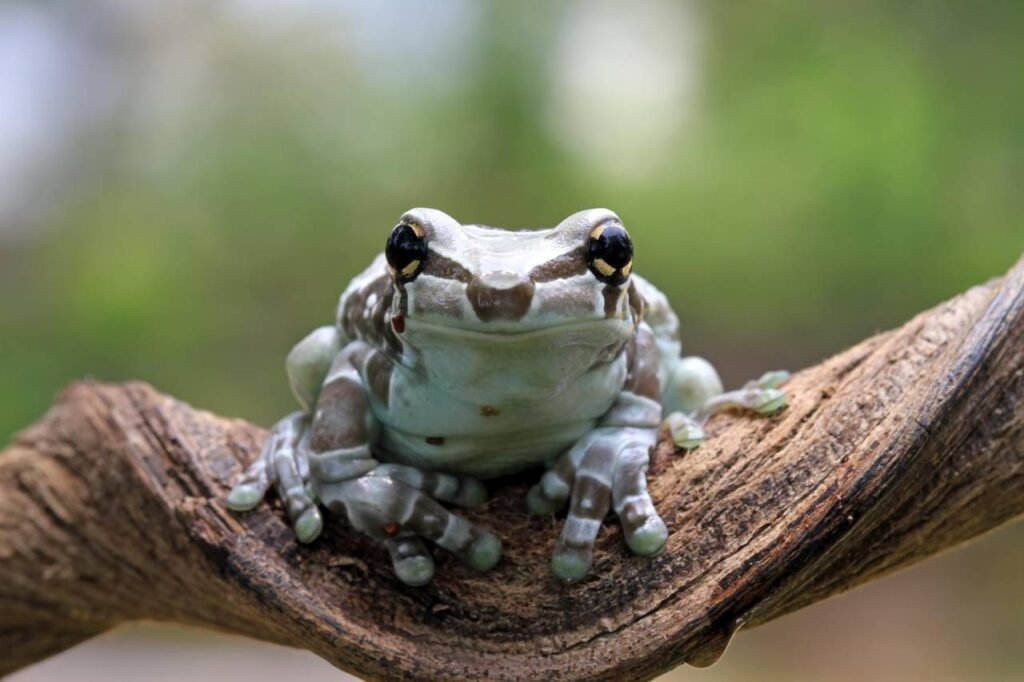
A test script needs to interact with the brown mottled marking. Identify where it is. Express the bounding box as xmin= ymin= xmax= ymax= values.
xmin=624 ymin=325 xmax=661 ymax=400
xmin=627 ymin=279 xmax=645 ymax=323
xmin=340 ymin=271 xmax=393 ymax=349
xmin=309 ymin=378 xmax=369 ymax=451
xmin=567 ymin=475 xmax=613 ymax=525
xmin=409 ymin=496 xmax=448 ymax=537
xmin=421 ymin=250 xmax=474 ymax=282
xmin=480 ymin=405 xmax=500 ymax=417
xmin=529 ymin=245 xmax=588 ymax=282
xmin=466 ymin=276 xmax=536 ymax=322
xmin=425 ymin=436 xmax=445 ymax=446
xmin=602 ymin=284 xmax=625 ymax=319
xmin=365 ymin=351 xmax=392 ymax=406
